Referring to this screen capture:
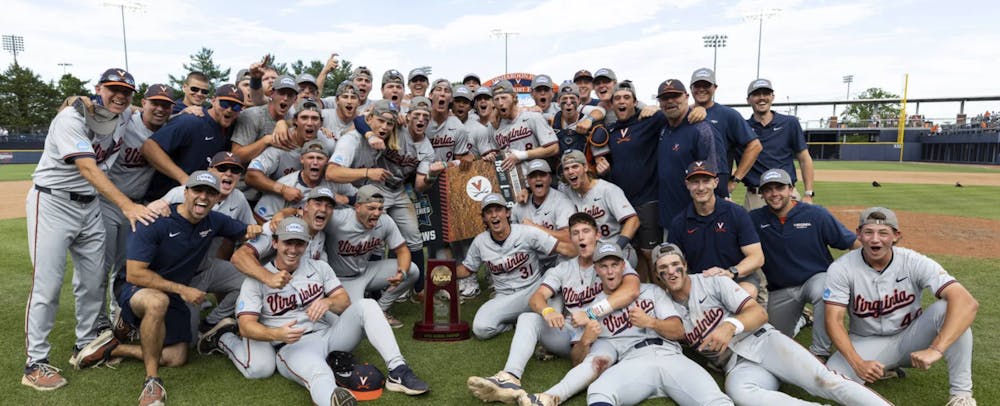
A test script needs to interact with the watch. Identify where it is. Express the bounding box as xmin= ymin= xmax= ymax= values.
xmin=804 ymin=190 xmax=815 ymax=197
xmin=730 ymin=175 xmax=742 ymax=183
xmin=728 ymin=266 xmax=740 ymax=279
